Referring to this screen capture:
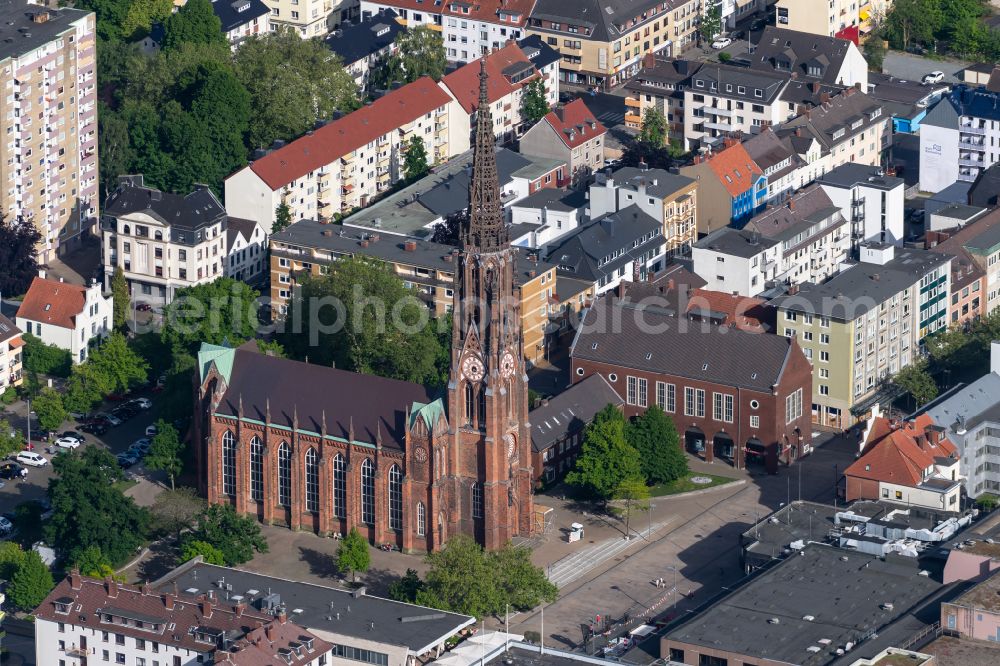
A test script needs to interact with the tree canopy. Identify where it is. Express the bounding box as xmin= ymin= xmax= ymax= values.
xmin=189 ymin=504 xmax=268 ymax=566
xmin=22 ymin=334 xmax=72 ymax=378
xmin=46 ymin=447 xmax=149 ymax=566
xmin=638 ymin=108 xmax=668 ymax=147
xmin=699 ymin=1 xmax=723 ymax=41
xmin=627 ymin=406 xmax=687 ymax=485
xmin=150 ymin=487 xmax=205 ymax=542
xmin=32 ymin=387 xmax=67 ymax=434
xmin=8 ymin=549 xmax=54 ymax=611
xmin=145 ymin=420 xmax=184 ymax=489
xmin=521 ymin=79 xmax=550 ymax=124
xmin=370 ymin=27 xmax=447 ymax=91
xmin=162 ymin=0 xmax=226 ymax=51
xmin=111 ymin=266 xmax=130 ymax=331
xmin=336 ymin=527 xmax=371 ymax=583
xmin=0 ymin=216 xmax=42 ymax=296
xmin=162 ymin=278 xmax=260 ymax=355
xmin=282 ymin=258 xmax=451 ymax=388
xmin=0 ymin=419 xmax=21 ymax=460
xmin=234 ymin=28 xmax=360 ymax=149
xmin=565 ymin=405 xmax=642 ymax=500
xmin=892 ymin=359 xmax=940 ymax=407
xmin=404 ymin=136 xmax=430 ymax=182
